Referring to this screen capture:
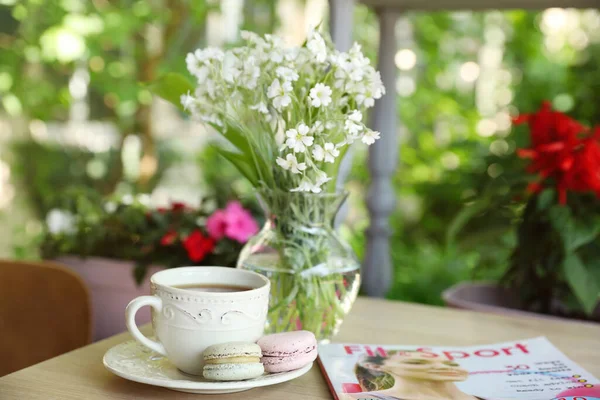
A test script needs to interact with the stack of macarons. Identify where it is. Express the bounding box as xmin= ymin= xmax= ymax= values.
xmin=201 ymin=330 xmax=318 ymax=381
